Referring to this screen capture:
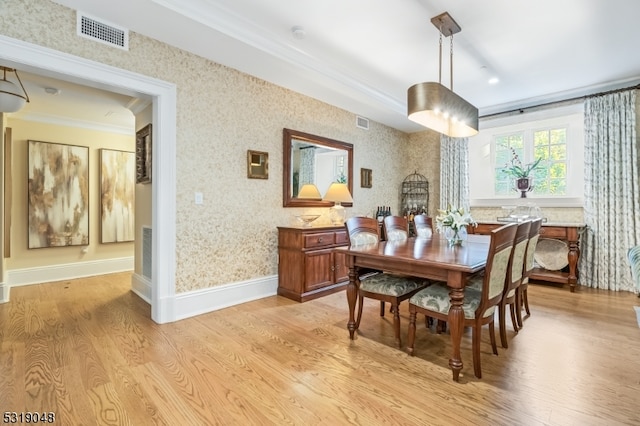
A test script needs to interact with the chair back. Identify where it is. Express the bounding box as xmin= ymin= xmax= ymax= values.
xmin=524 ymin=218 xmax=543 ymax=276
xmin=477 ymin=223 xmax=518 ymax=313
xmin=413 ymin=214 xmax=433 ymax=238
xmin=503 ymin=221 xmax=532 ymax=298
xmin=383 ymin=216 xmax=409 ymax=242
xmin=345 ymin=216 xmax=380 ymax=246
